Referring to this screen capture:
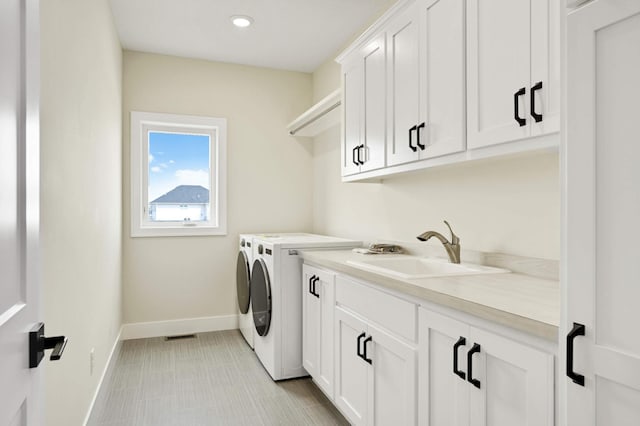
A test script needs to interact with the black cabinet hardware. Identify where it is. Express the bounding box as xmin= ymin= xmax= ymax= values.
xmin=416 ymin=122 xmax=426 ymax=150
xmin=357 ymin=144 xmax=366 ymax=165
xmin=29 ymin=322 xmax=67 ymax=368
xmin=453 ymin=336 xmax=466 ymax=380
xmin=357 ymin=332 xmax=366 ymax=360
xmin=467 ymin=343 xmax=481 ymax=389
xmin=309 ymin=275 xmax=316 ymax=296
xmin=363 ymin=335 xmax=373 ymax=364
xmin=352 ymin=146 xmax=359 ymax=166
xmin=409 ymin=125 xmax=418 ymax=152
xmin=514 ymin=87 xmax=526 ymax=127
xmin=531 ymin=81 xmax=543 ymax=122
xmin=311 ymin=276 xmax=320 ymax=298
xmin=567 ymin=322 xmax=585 ymax=386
